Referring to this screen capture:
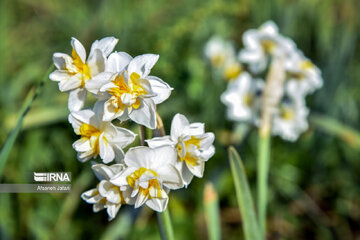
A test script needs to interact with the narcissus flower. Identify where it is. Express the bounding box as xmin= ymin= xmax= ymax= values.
xmin=110 ymin=146 xmax=183 ymax=212
xmin=221 ymin=72 xmax=264 ymax=124
xmin=86 ymin=53 xmax=172 ymax=129
xmin=146 ymin=114 xmax=215 ymax=186
xmin=272 ymin=94 xmax=309 ymax=141
xmin=204 ymin=36 xmax=236 ymax=68
xmin=68 ymin=106 xmax=136 ymax=163
xmin=285 ymin=51 xmax=323 ymax=96
xmin=49 ymin=37 xmax=118 ymax=111
xmin=238 ymin=21 xmax=296 ymax=74
xmin=81 ymin=164 xmax=133 ymax=221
